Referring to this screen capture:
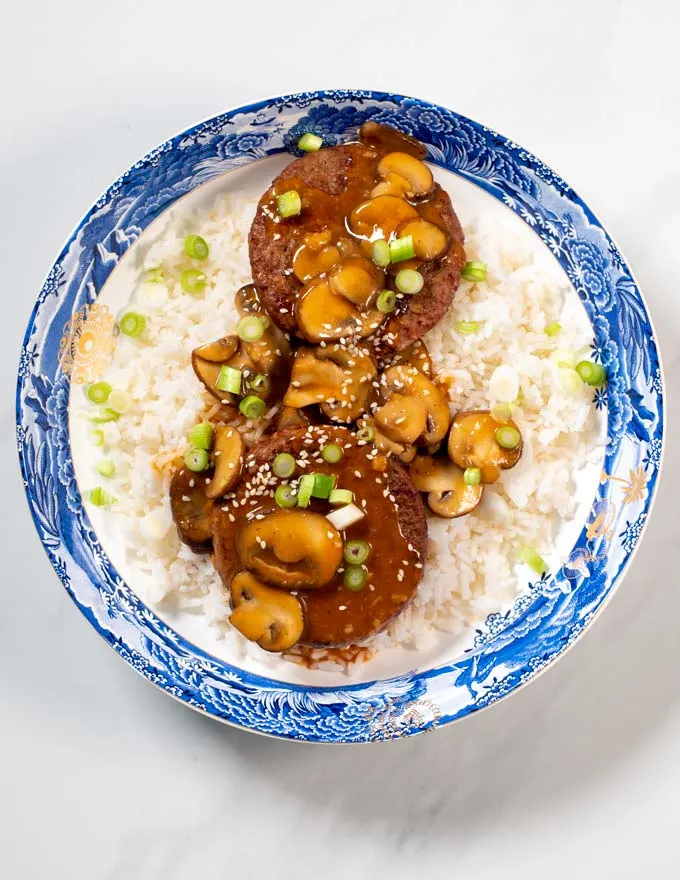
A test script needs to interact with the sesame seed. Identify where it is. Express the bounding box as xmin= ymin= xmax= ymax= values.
xmin=189 ymin=479 xmax=195 ymax=488
xmin=354 ymin=470 xmax=362 ymax=478
xmin=338 ymin=605 xmax=347 ymax=611
xmin=415 ymin=562 xmax=423 ymax=569
xmin=228 ymin=513 xmax=236 ymax=522
xmin=181 ymin=495 xmax=190 ymax=502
